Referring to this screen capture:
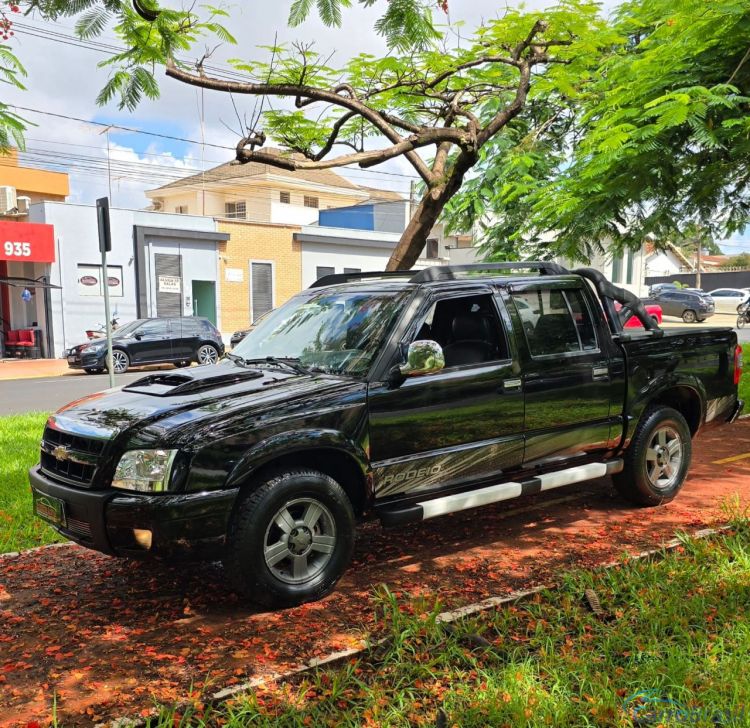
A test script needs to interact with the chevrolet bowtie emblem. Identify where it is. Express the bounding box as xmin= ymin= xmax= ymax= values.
xmin=52 ymin=445 xmax=71 ymax=462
